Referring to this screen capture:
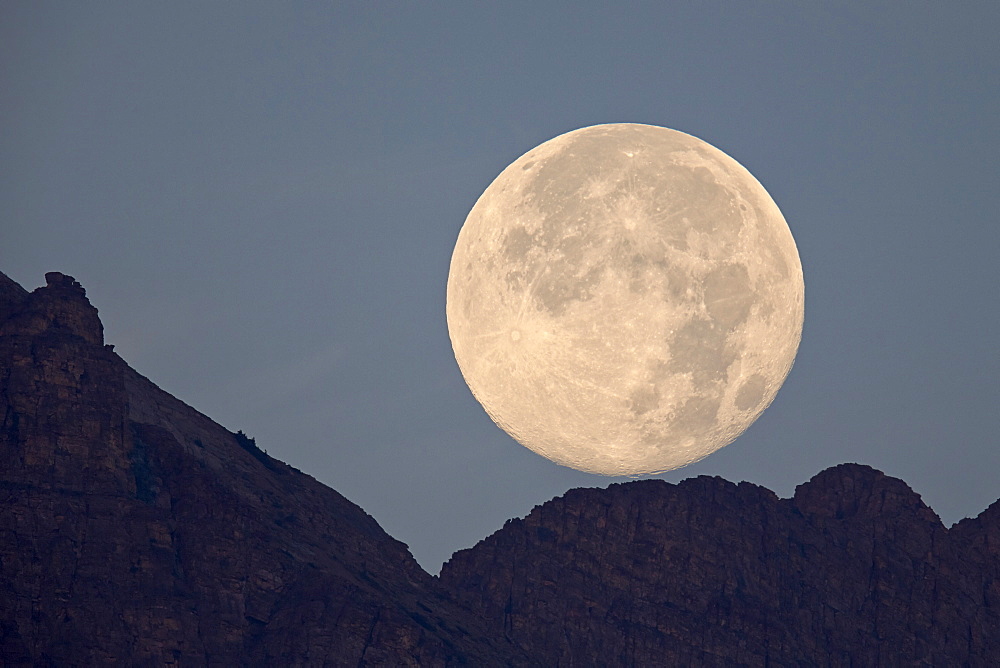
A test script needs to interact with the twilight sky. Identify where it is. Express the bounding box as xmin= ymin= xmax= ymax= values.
xmin=2 ymin=2 xmax=998 ymax=572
